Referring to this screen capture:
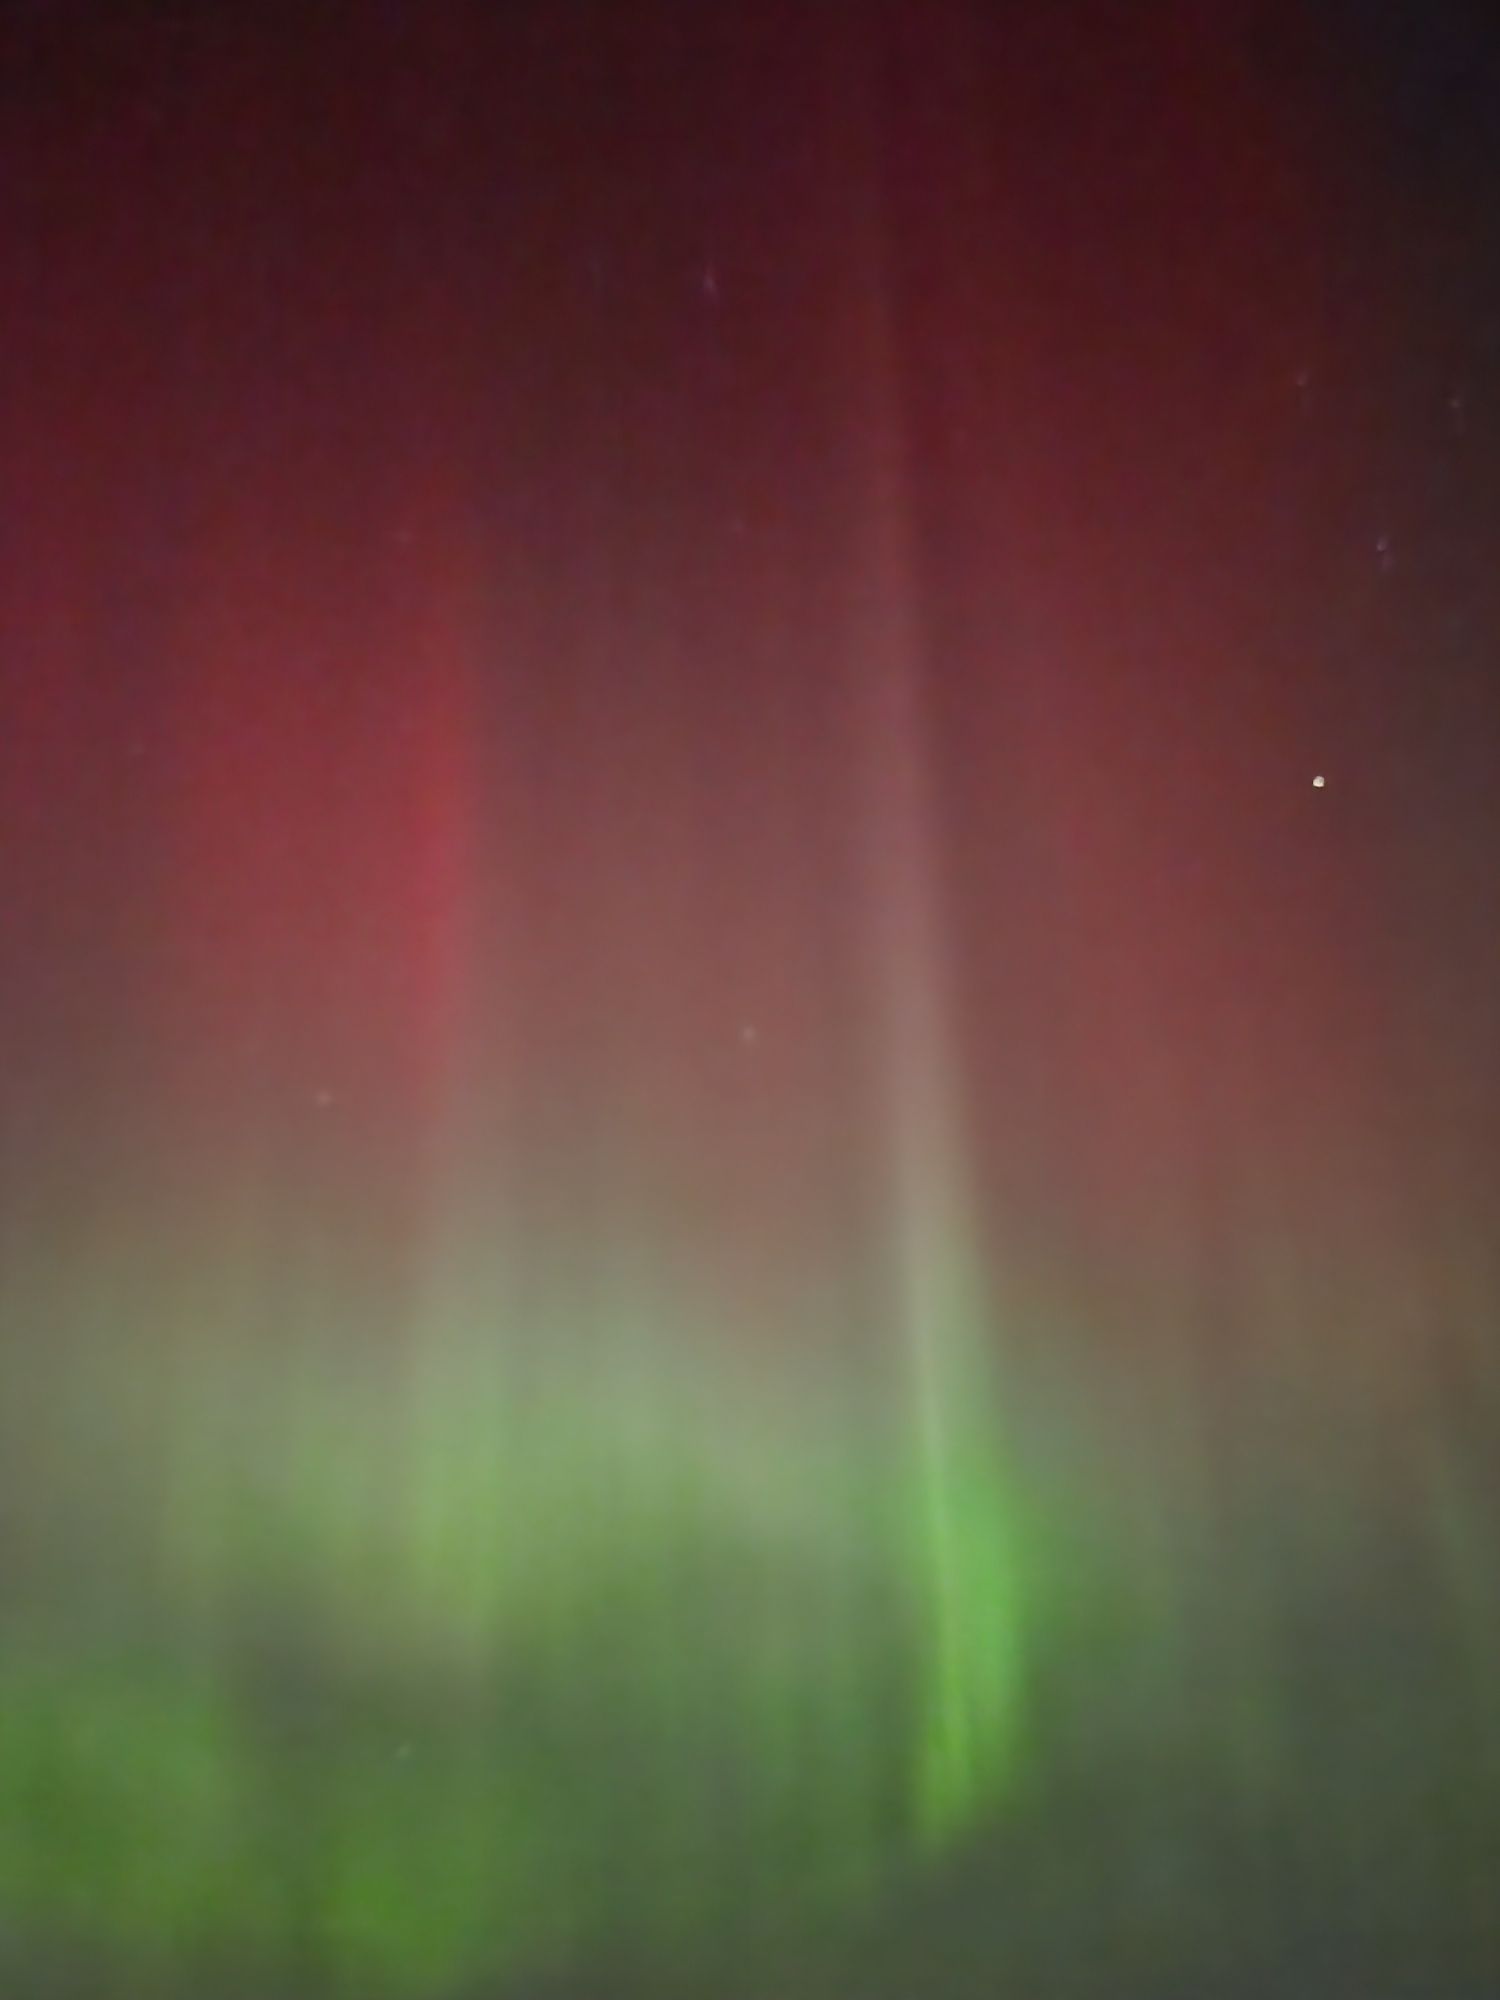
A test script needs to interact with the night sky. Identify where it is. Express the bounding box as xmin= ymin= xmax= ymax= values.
xmin=1 ymin=3 xmax=1499 ymax=1995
